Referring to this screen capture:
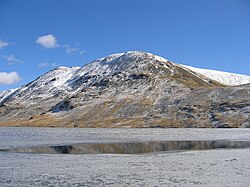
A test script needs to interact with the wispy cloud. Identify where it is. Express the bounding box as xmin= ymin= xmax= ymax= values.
xmin=66 ymin=47 xmax=79 ymax=54
xmin=36 ymin=34 xmax=85 ymax=56
xmin=63 ymin=44 xmax=85 ymax=56
xmin=0 ymin=72 xmax=21 ymax=85
xmin=0 ymin=40 xmax=9 ymax=49
xmin=36 ymin=34 xmax=58 ymax=48
xmin=38 ymin=62 xmax=58 ymax=68
xmin=2 ymin=54 xmax=23 ymax=65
